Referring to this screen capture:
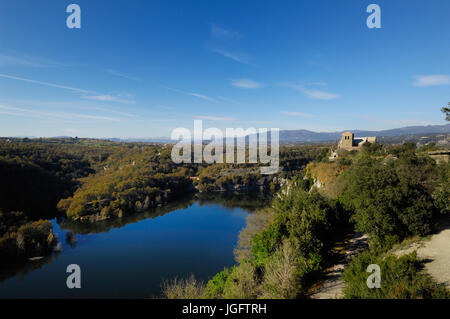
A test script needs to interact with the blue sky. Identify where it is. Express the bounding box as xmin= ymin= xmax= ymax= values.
xmin=0 ymin=0 xmax=449 ymax=138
